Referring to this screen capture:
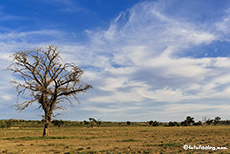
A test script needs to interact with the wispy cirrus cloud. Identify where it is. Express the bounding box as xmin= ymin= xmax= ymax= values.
xmin=0 ymin=9 xmax=29 ymax=21
xmin=0 ymin=30 xmax=68 ymax=42
xmin=64 ymin=1 xmax=230 ymax=121
xmin=40 ymin=0 xmax=86 ymax=13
